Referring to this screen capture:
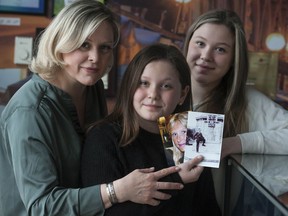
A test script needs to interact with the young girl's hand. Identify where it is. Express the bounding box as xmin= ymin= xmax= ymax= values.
xmin=177 ymin=155 xmax=204 ymax=184
xmin=113 ymin=166 xmax=184 ymax=206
